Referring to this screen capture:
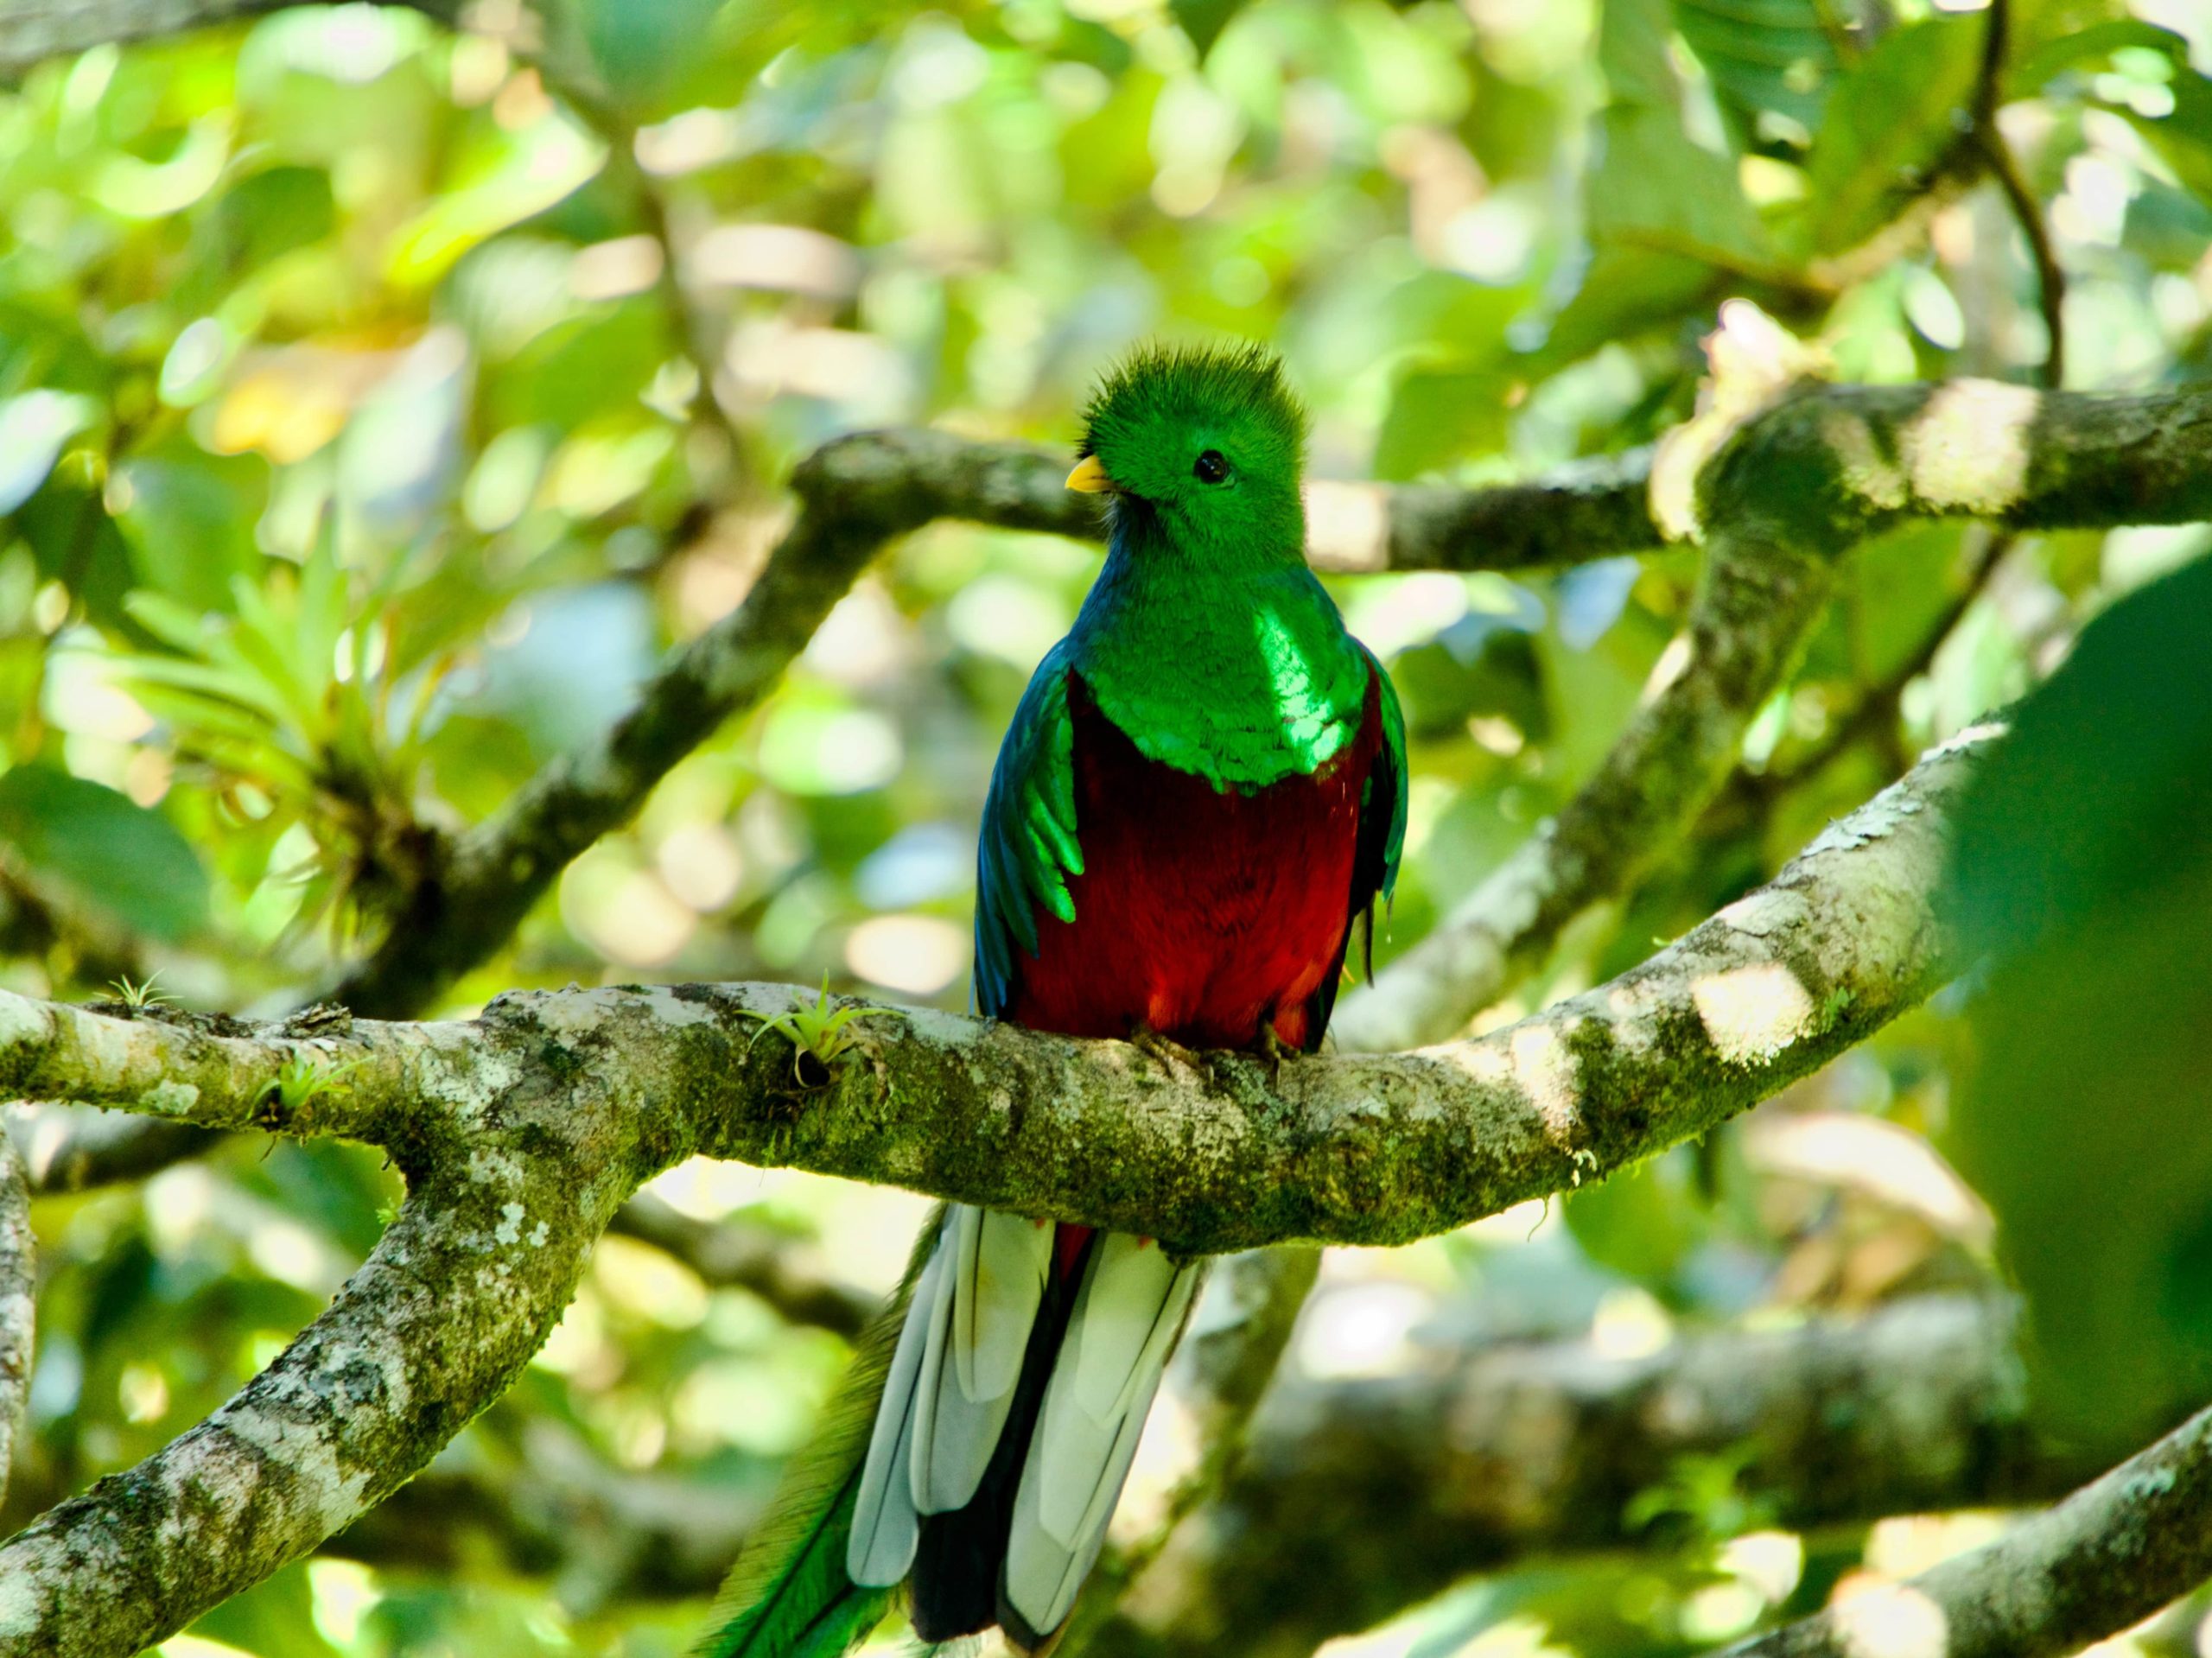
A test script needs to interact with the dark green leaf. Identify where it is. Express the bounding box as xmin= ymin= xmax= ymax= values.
xmin=1373 ymin=365 xmax=1512 ymax=480
xmin=1173 ymin=0 xmax=1251 ymax=58
xmin=1675 ymin=0 xmax=1838 ymax=138
xmin=1945 ymin=553 xmax=2212 ymax=1445
xmin=0 ymin=765 xmax=211 ymax=942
